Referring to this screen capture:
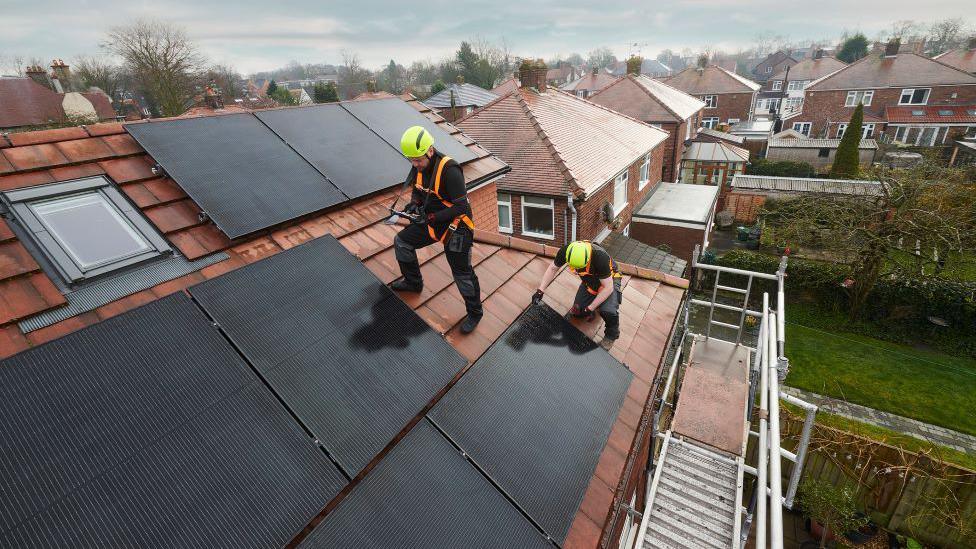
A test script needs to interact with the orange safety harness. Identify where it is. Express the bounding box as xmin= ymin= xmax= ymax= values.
xmin=567 ymin=241 xmax=622 ymax=295
xmin=414 ymin=155 xmax=475 ymax=243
